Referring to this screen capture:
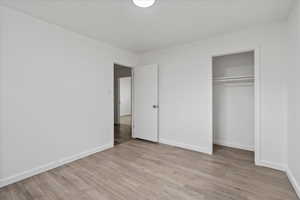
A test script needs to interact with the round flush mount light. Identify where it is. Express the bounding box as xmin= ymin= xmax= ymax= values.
xmin=132 ymin=0 xmax=156 ymax=8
